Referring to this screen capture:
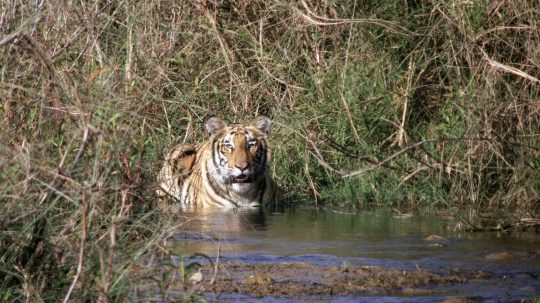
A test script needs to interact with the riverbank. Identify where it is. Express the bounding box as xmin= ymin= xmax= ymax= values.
xmin=204 ymin=262 xmax=492 ymax=298
xmin=1 ymin=0 xmax=539 ymax=301
xmin=133 ymin=258 xmax=540 ymax=302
